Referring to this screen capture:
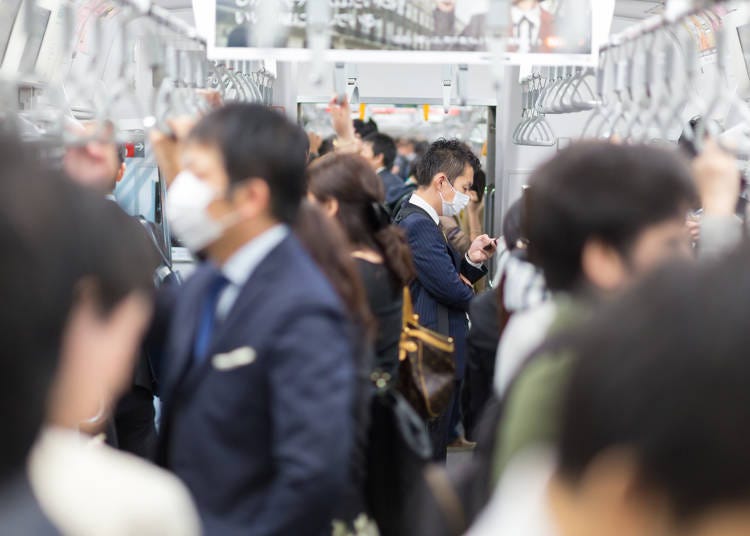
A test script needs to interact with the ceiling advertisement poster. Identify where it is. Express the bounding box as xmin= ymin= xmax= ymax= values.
xmin=208 ymin=0 xmax=602 ymax=66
